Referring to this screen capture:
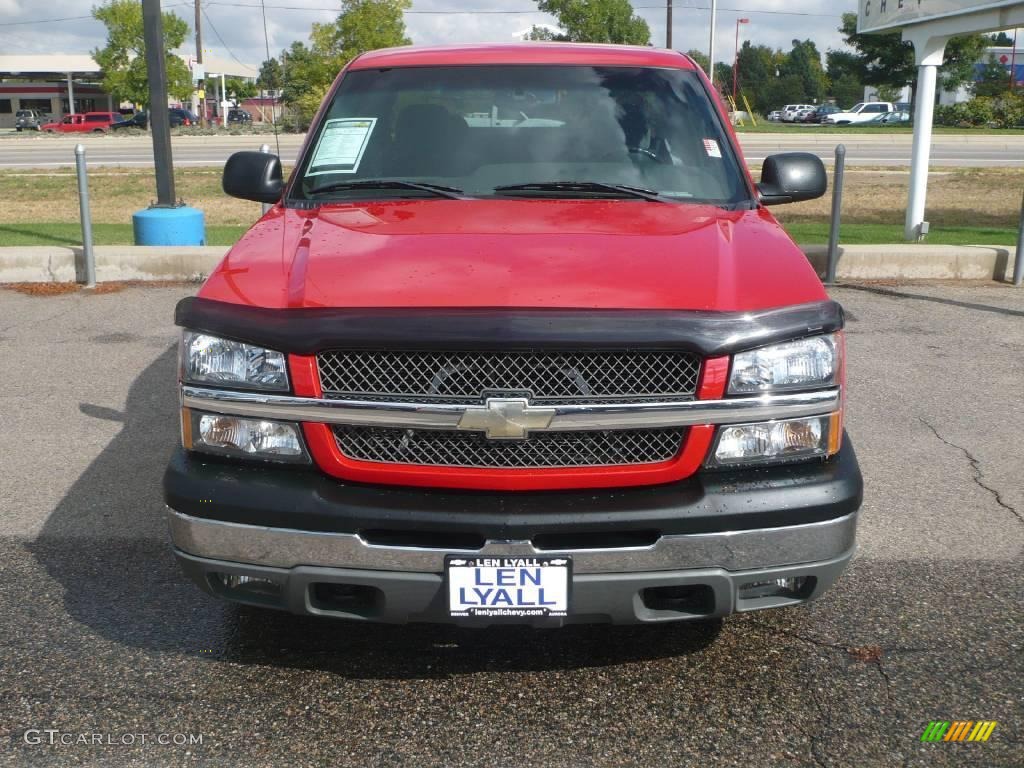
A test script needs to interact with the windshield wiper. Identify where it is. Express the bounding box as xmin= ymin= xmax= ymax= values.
xmin=308 ymin=179 xmax=469 ymax=200
xmin=493 ymin=181 xmax=673 ymax=203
